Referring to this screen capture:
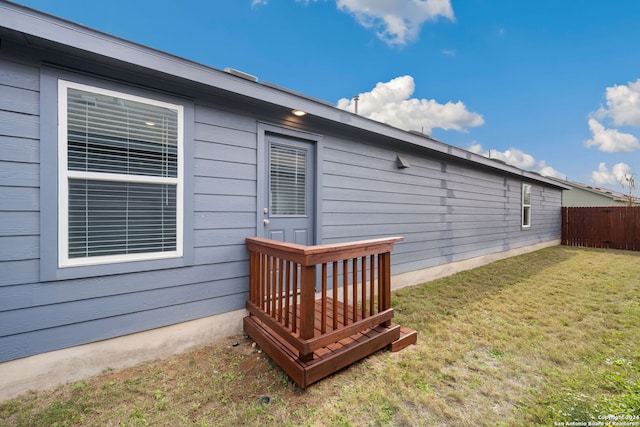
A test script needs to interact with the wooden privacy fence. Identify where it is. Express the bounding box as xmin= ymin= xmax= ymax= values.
xmin=562 ymin=206 xmax=640 ymax=251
